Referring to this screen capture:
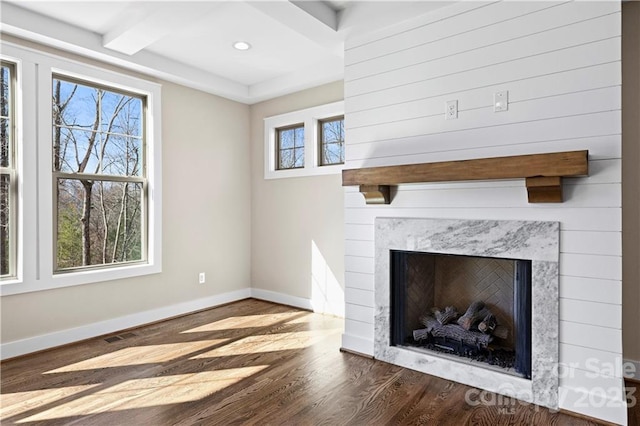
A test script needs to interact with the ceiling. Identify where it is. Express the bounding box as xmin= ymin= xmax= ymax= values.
xmin=0 ymin=1 xmax=452 ymax=104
